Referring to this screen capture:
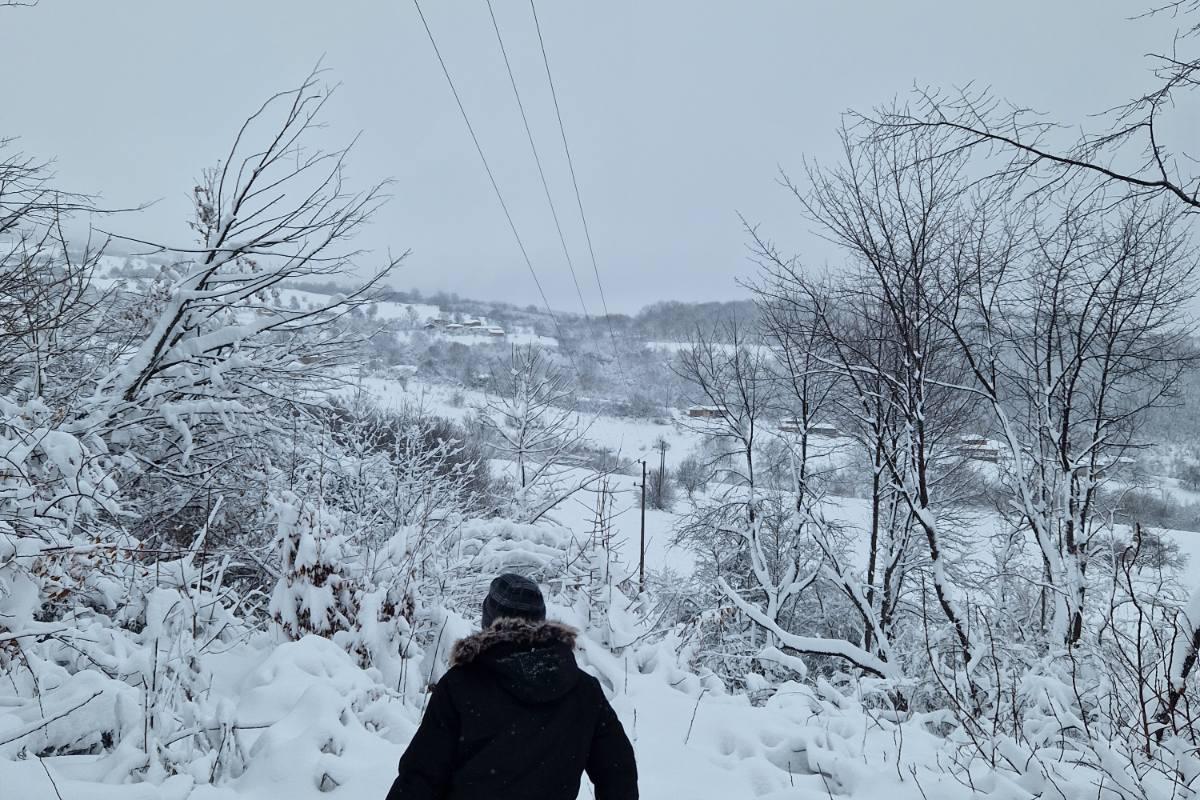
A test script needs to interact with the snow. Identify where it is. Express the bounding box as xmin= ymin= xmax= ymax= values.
xmin=396 ymin=326 xmax=558 ymax=348
xmin=29 ymin=44 xmax=1194 ymax=798
xmin=8 ymin=365 xmax=1200 ymax=800
xmin=0 ymin=638 xmax=964 ymax=800
xmin=356 ymin=373 xmax=1200 ymax=589
xmin=546 ymin=465 xmax=697 ymax=576
xmin=0 ymin=587 xmax=1031 ymax=800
